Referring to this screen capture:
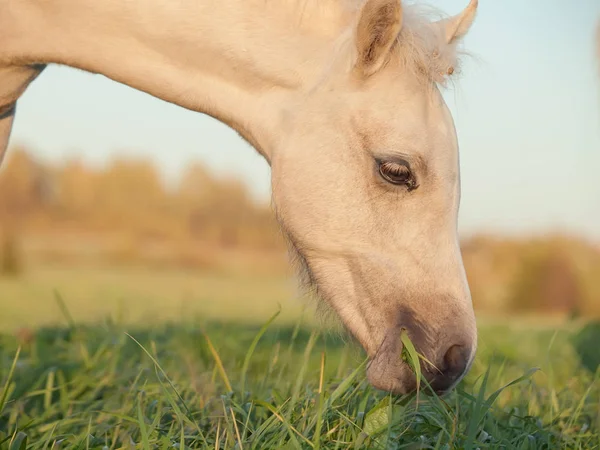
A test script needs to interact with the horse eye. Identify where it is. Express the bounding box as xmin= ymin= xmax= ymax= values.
xmin=378 ymin=161 xmax=417 ymax=190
